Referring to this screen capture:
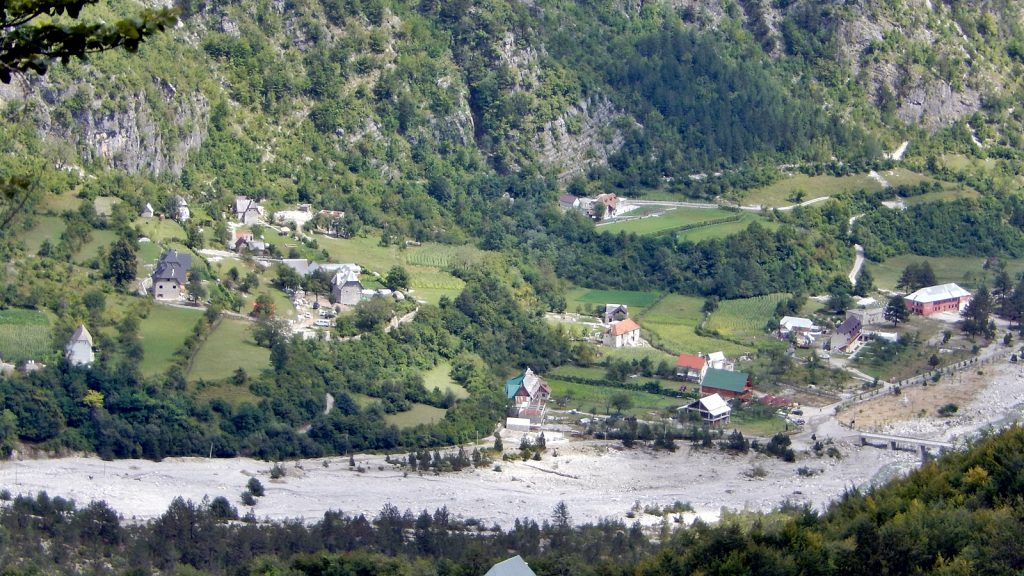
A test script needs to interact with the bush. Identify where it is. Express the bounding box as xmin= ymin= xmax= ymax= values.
xmin=745 ymin=464 xmax=768 ymax=478
xmin=240 ymin=491 xmax=256 ymax=506
xmin=209 ymin=496 xmax=238 ymax=520
xmin=247 ymin=477 xmax=265 ymax=497
xmin=938 ymin=403 xmax=959 ymax=416
xmin=270 ymin=464 xmax=285 ymax=479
